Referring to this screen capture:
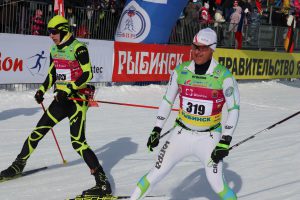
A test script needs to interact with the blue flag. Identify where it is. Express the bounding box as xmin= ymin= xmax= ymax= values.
xmin=115 ymin=0 xmax=187 ymax=44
